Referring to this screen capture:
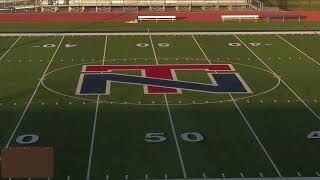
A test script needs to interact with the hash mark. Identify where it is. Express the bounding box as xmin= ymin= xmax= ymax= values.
xmin=125 ymin=174 xmax=128 ymax=180
xmin=202 ymin=173 xmax=207 ymax=178
xmin=164 ymin=174 xmax=168 ymax=179
xmin=240 ymin=172 xmax=245 ymax=178
xmin=105 ymin=175 xmax=109 ymax=180
xmin=259 ymin=172 xmax=264 ymax=177
xmin=297 ymin=171 xmax=301 ymax=177
xmin=316 ymin=171 xmax=320 ymax=176
xmin=221 ymin=173 xmax=225 ymax=178
xmin=67 ymin=176 xmax=70 ymax=180
xmin=145 ymin=174 xmax=149 ymax=179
